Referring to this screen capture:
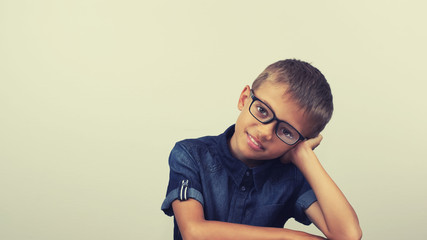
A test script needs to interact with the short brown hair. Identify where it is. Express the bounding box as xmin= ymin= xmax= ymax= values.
xmin=252 ymin=59 xmax=333 ymax=137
